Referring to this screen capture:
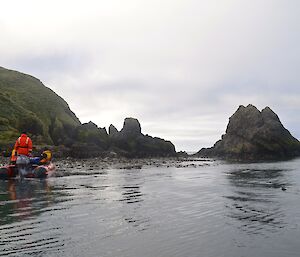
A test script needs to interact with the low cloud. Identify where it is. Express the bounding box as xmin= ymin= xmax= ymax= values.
xmin=1 ymin=0 xmax=300 ymax=151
